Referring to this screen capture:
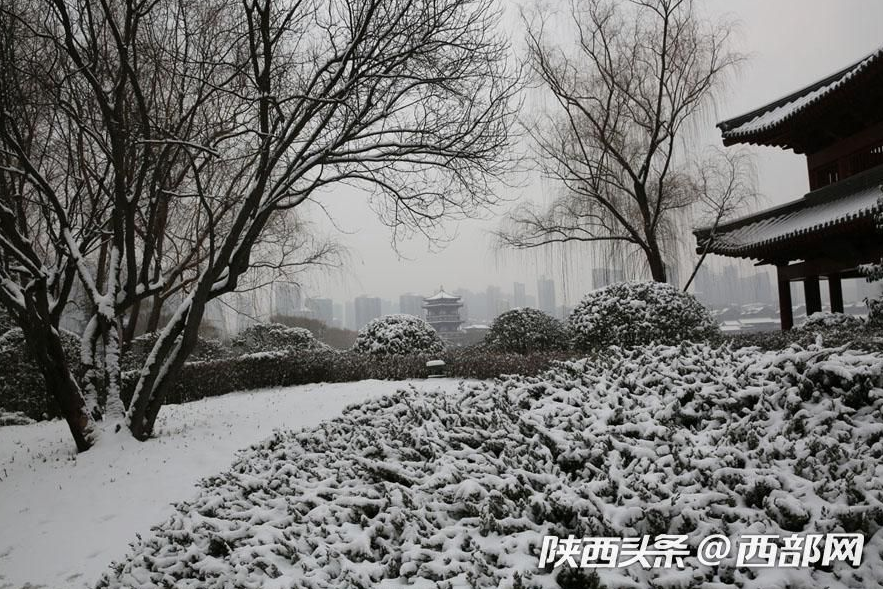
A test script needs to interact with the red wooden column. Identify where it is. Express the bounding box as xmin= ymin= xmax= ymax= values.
xmin=804 ymin=276 xmax=822 ymax=316
xmin=827 ymin=274 xmax=844 ymax=313
xmin=776 ymin=266 xmax=793 ymax=330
